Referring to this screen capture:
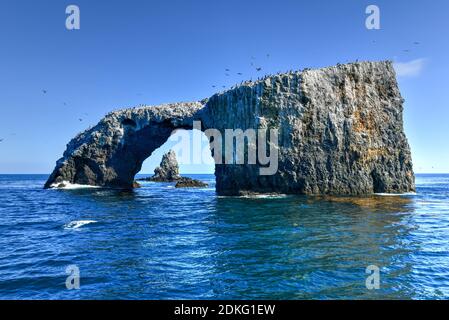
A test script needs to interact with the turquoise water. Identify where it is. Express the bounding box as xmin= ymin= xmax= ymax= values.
xmin=0 ymin=174 xmax=448 ymax=299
